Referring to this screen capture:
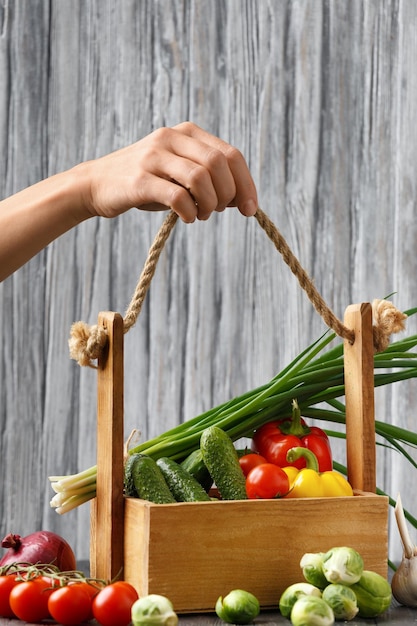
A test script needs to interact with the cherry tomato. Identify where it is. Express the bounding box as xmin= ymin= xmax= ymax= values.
xmin=9 ymin=576 xmax=54 ymax=622
xmin=0 ymin=574 xmax=20 ymax=617
xmin=75 ymin=580 xmax=101 ymax=620
xmin=48 ymin=582 xmax=93 ymax=625
xmin=239 ymin=453 xmax=267 ymax=477
xmin=92 ymin=581 xmax=139 ymax=626
xmin=246 ymin=463 xmax=290 ymax=499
